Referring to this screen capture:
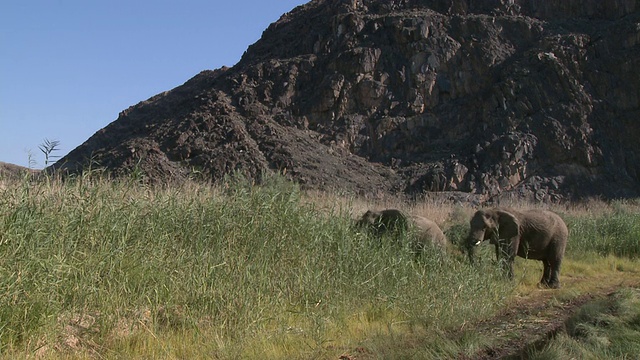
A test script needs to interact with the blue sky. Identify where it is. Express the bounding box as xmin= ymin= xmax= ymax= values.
xmin=1 ymin=0 xmax=307 ymax=168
